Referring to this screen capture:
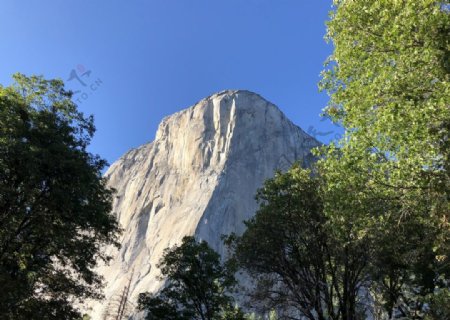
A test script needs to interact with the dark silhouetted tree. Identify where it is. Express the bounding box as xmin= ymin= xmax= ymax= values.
xmin=0 ymin=74 xmax=121 ymax=319
xmin=227 ymin=165 xmax=370 ymax=320
xmin=138 ymin=236 xmax=243 ymax=320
